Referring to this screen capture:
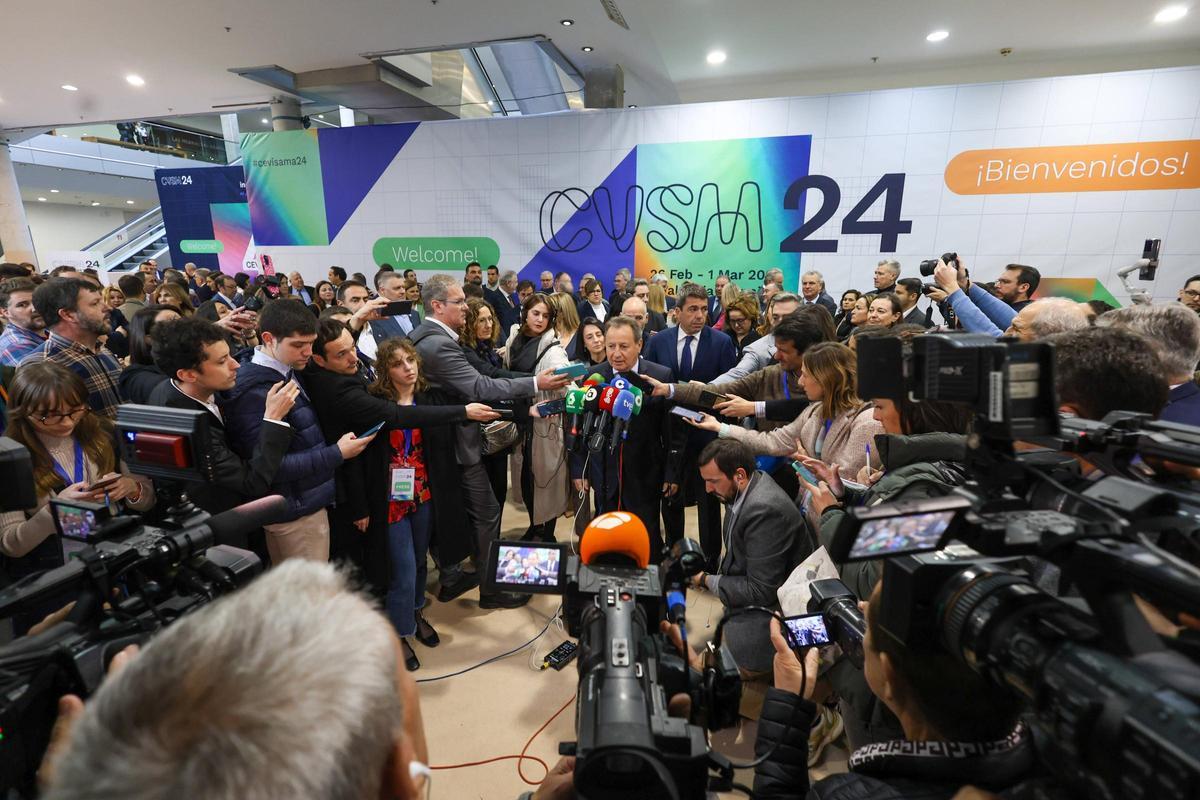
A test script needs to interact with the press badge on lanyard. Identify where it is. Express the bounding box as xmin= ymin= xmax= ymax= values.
xmin=390 ymin=430 xmax=416 ymax=501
